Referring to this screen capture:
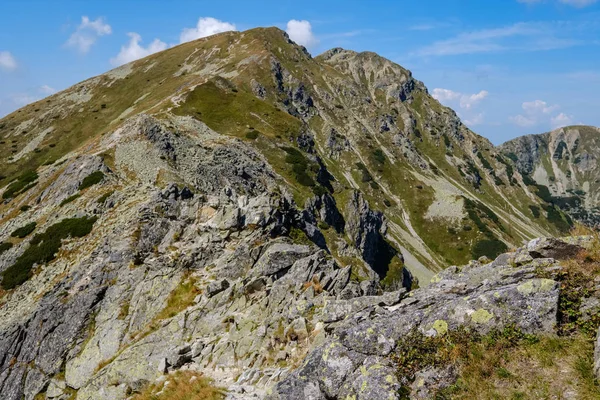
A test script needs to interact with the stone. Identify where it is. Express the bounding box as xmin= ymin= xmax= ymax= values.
xmin=527 ymin=237 xmax=583 ymax=260
xmin=207 ymin=279 xmax=230 ymax=297
xmin=251 ymin=240 xmax=312 ymax=278
xmin=410 ymin=366 xmax=457 ymax=400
